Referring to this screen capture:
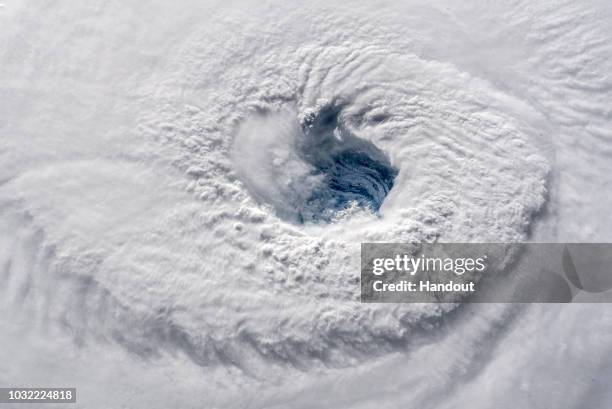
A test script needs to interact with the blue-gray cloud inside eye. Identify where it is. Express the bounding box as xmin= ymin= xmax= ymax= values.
xmin=296 ymin=105 xmax=398 ymax=223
